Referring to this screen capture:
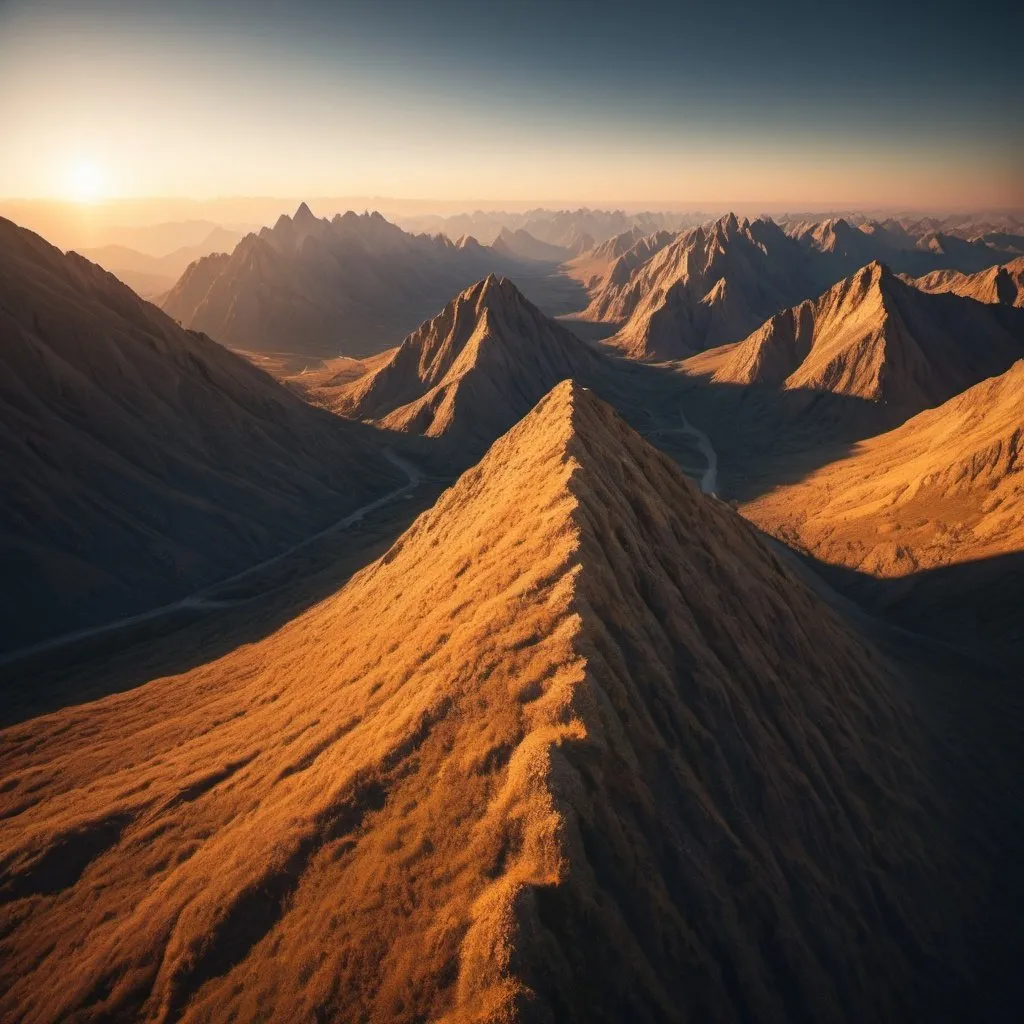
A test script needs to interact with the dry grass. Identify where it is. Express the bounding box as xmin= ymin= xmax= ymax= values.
xmin=0 ymin=382 xmax=978 ymax=1022
xmin=744 ymin=361 xmax=1024 ymax=575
